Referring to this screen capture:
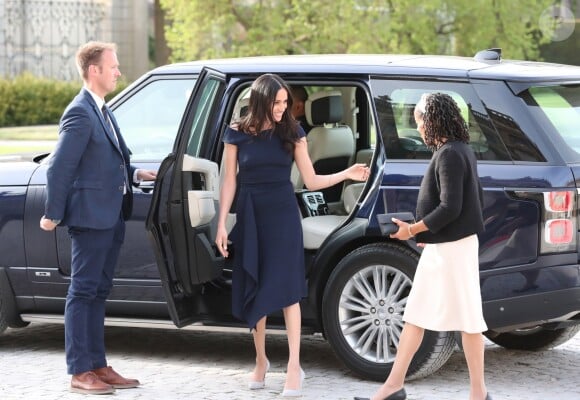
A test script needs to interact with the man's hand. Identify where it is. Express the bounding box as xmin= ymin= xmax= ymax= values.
xmin=137 ymin=169 xmax=157 ymax=181
xmin=40 ymin=216 xmax=58 ymax=231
